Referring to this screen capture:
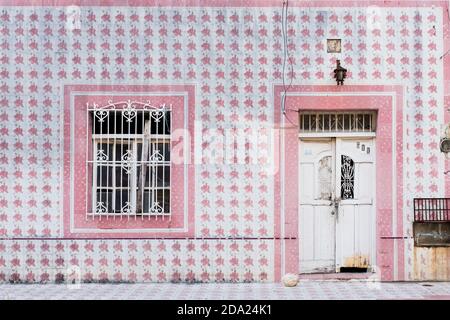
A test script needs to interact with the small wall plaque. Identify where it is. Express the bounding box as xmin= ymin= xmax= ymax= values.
xmin=327 ymin=39 xmax=341 ymax=53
